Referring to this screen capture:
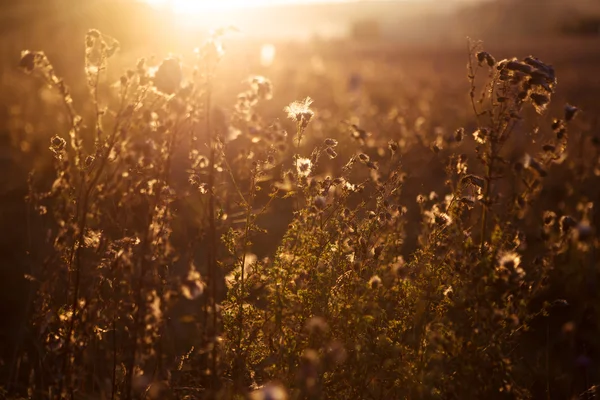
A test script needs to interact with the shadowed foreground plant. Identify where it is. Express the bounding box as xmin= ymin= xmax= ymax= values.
xmin=6 ymin=31 xmax=599 ymax=400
